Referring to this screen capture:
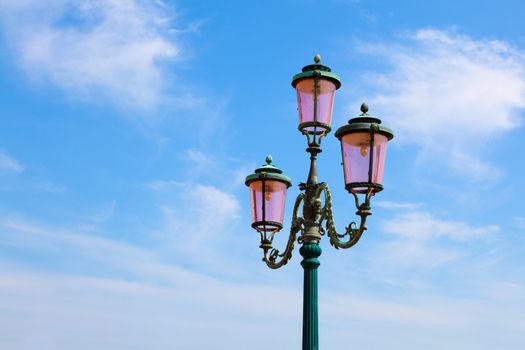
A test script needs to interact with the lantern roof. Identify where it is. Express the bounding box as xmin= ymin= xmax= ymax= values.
xmin=335 ymin=103 xmax=394 ymax=141
xmin=291 ymin=54 xmax=342 ymax=89
xmin=245 ymin=155 xmax=292 ymax=188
